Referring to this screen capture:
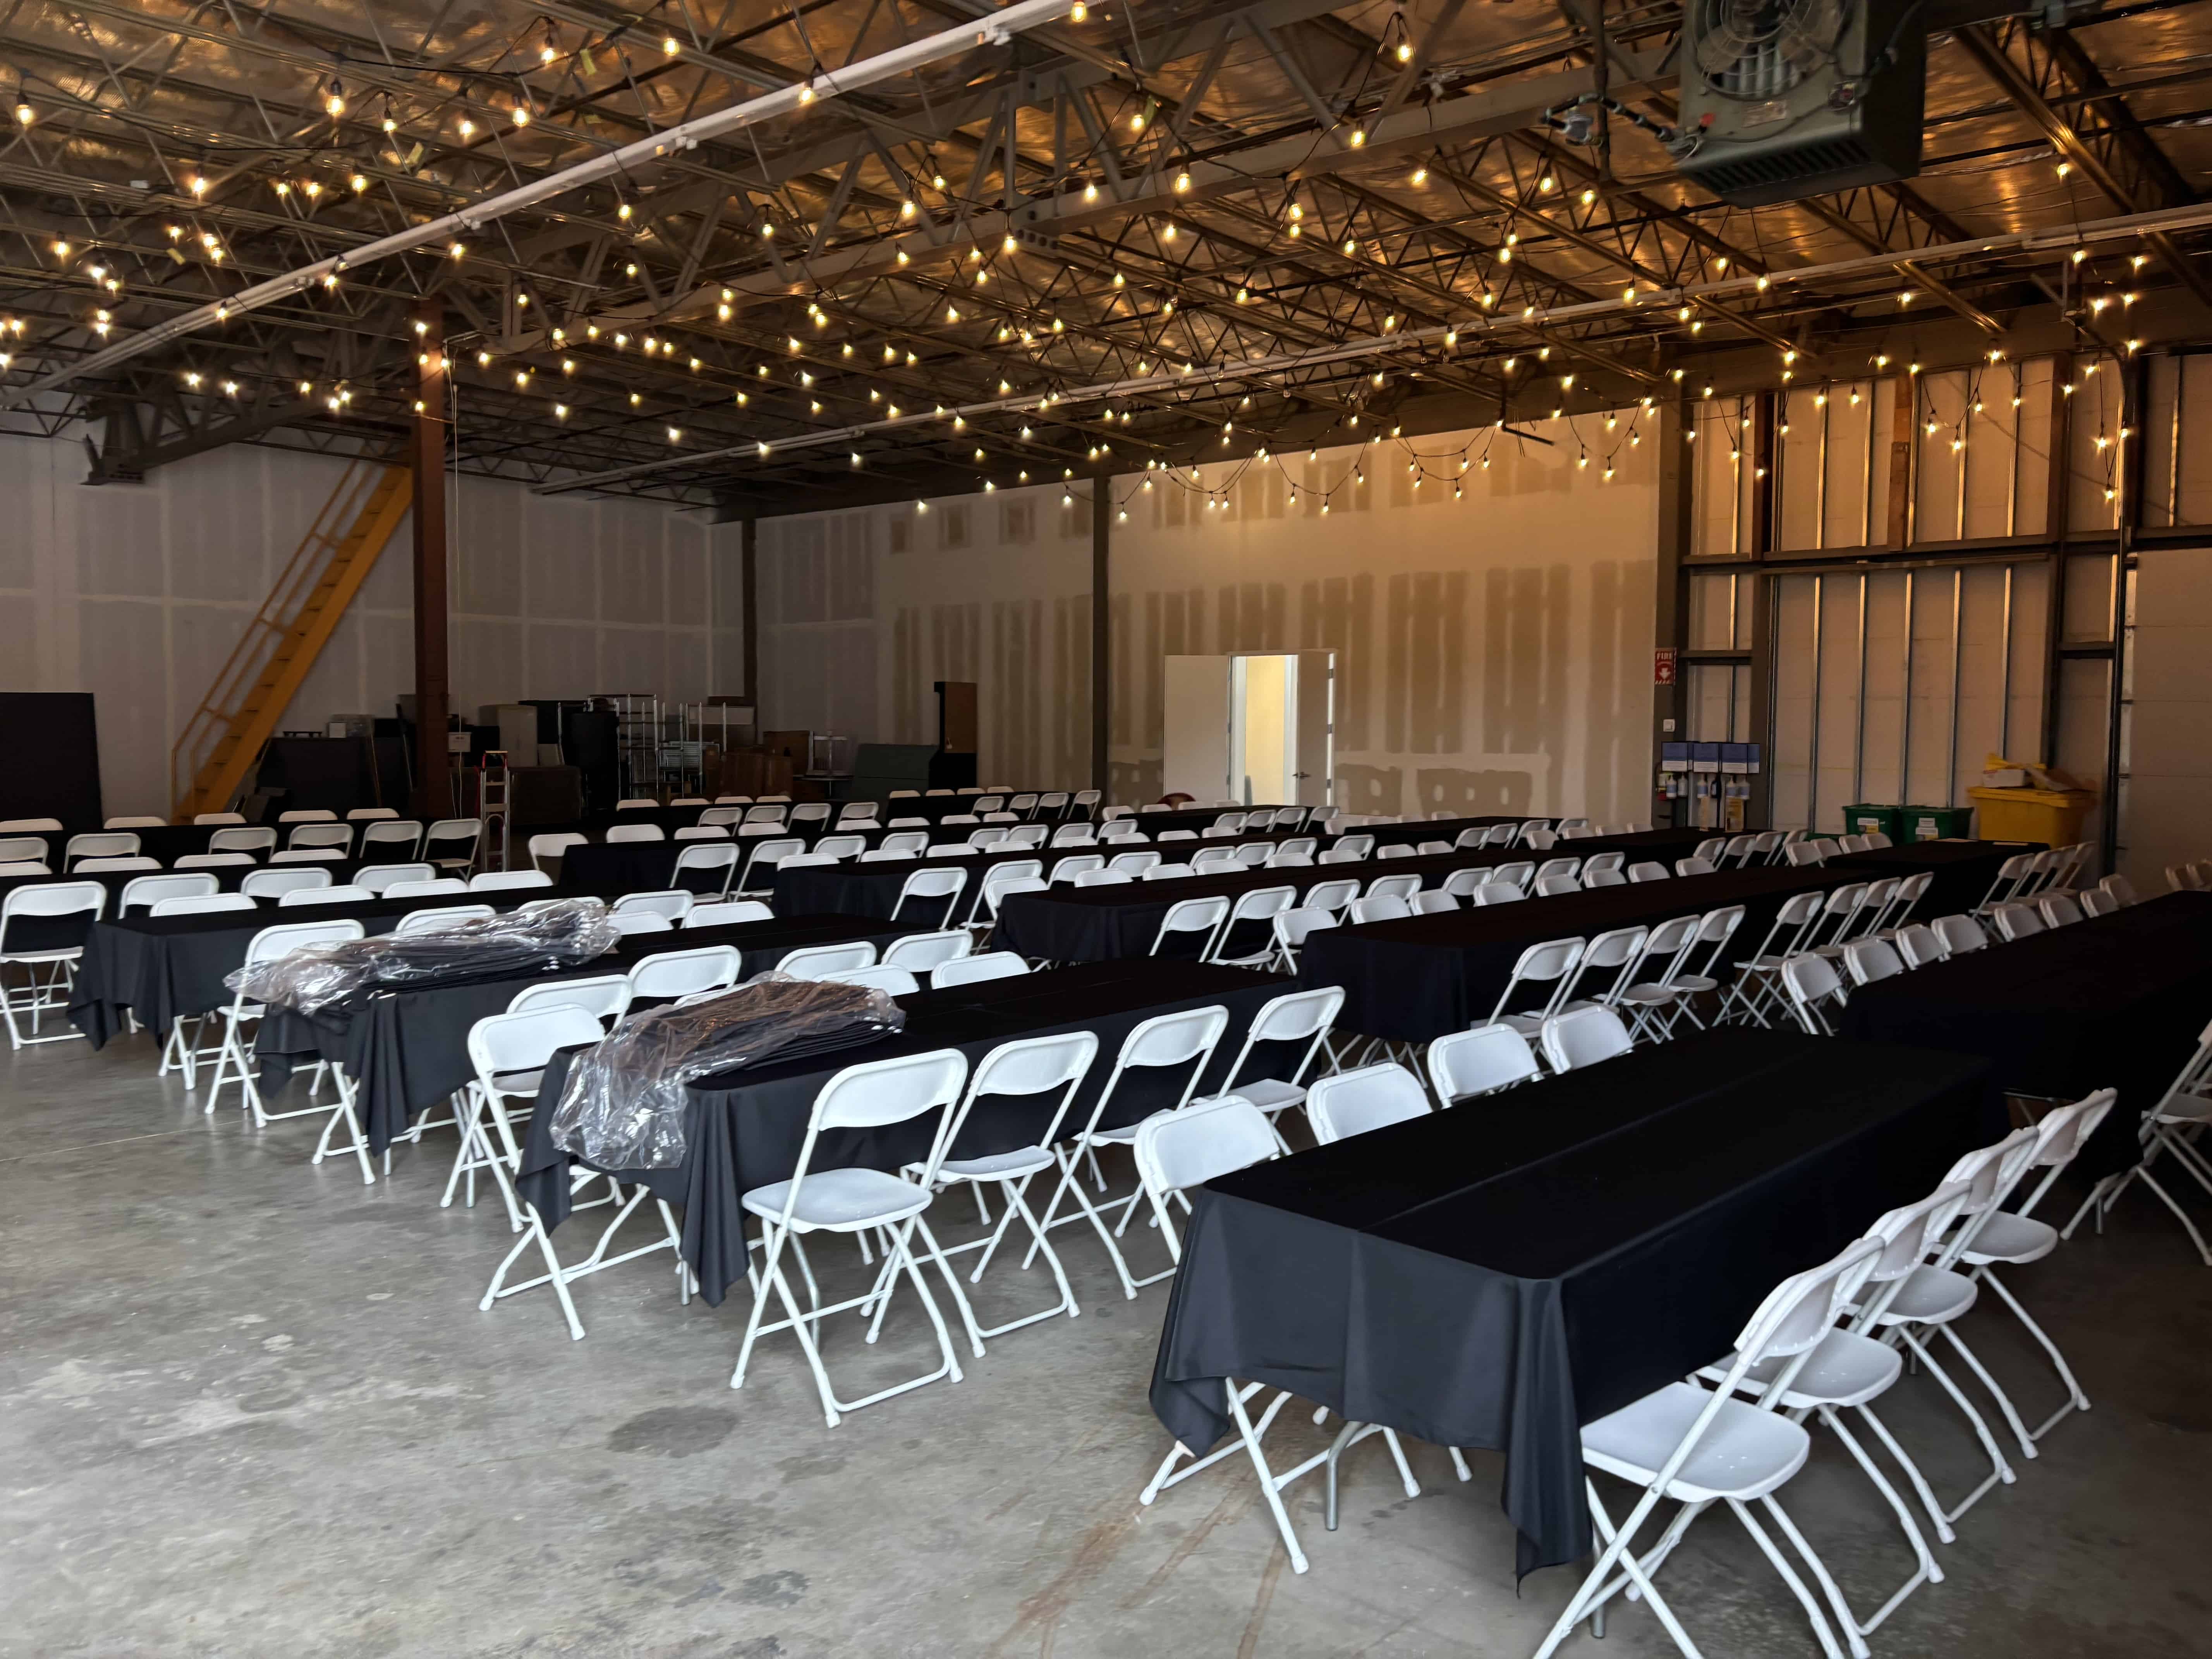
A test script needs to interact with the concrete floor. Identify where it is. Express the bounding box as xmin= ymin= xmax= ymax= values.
xmin=2 ymin=1029 xmax=2208 ymax=1659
